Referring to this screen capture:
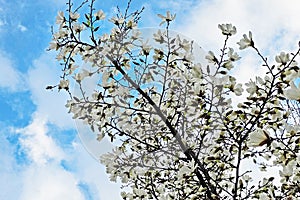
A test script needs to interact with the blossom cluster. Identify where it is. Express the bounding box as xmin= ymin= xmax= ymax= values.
xmin=49 ymin=0 xmax=300 ymax=199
